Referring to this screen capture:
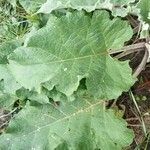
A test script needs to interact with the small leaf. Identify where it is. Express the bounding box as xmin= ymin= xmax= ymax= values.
xmin=28 ymin=91 xmax=50 ymax=104
xmin=0 ymin=40 xmax=21 ymax=64
xmin=137 ymin=0 xmax=150 ymax=24
xmin=16 ymin=88 xmax=50 ymax=104
xmin=0 ymin=40 xmax=21 ymax=94
xmin=0 ymin=93 xmax=18 ymax=110
xmin=19 ymin=0 xmax=47 ymax=13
